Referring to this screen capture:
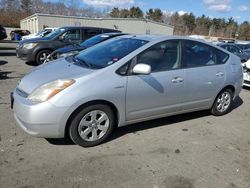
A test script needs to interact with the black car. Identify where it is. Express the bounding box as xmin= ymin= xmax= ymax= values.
xmin=0 ymin=25 xmax=7 ymax=40
xmin=16 ymin=26 xmax=120 ymax=65
xmin=10 ymin=30 xmax=30 ymax=40
xmin=49 ymin=32 xmax=127 ymax=61
xmin=217 ymin=43 xmax=250 ymax=62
